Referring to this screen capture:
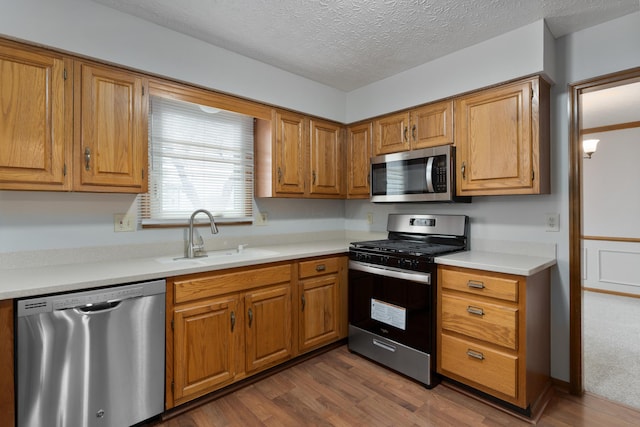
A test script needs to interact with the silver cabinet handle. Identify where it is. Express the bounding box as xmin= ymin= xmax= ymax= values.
xmin=248 ymin=308 xmax=253 ymax=327
xmin=277 ymin=167 xmax=283 ymax=184
xmin=461 ymin=161 xmax=466 ymax=180
xmin=467 ymin=280 xmax=485 ymax=289
xmin=315 ymin=264 xmax=326 ymax=272
xmin=467 ymin=306 xmax=484 ymax=316
xmin=230 ymin=311 xmax=236 ymax=332
xmin=403 ymin=126 xmax=408 ymax=143
xmin=412 ymin=124 xmax=416 ymax=141
xmin=301 ymin=294 xmax=306 ymax=312
xmin=84 ymin=147 xmax=91 ymax=171
xmin=466 ymin=349 xmax=484 ymax=360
